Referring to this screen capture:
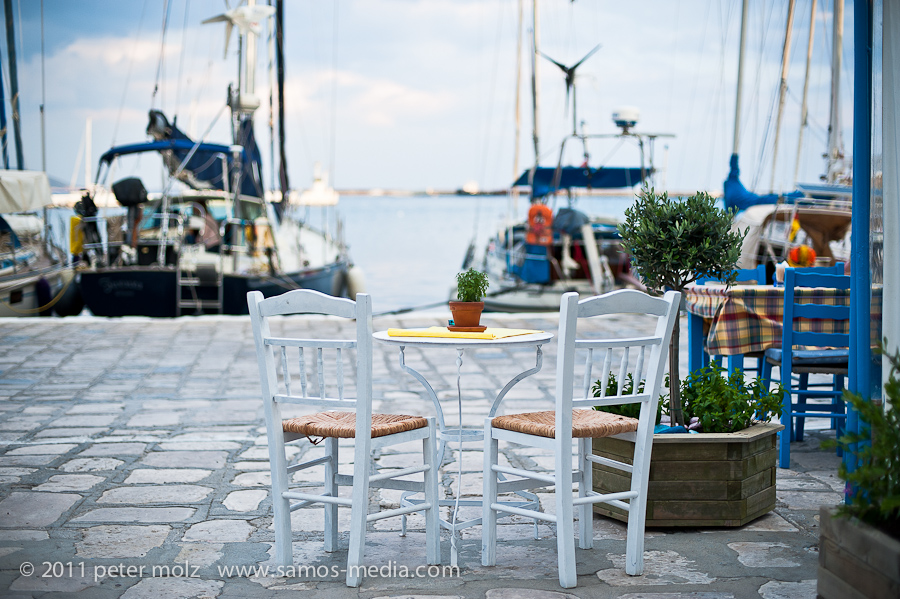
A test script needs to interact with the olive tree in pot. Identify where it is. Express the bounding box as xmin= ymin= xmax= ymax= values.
xmin=818 ymin=344 xmax=900 ymax=599
xmin=617 ymin=188 xmax=745 ymax=426
xmin=450 ymin=268 xmax=489 ymax=329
